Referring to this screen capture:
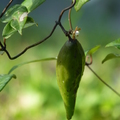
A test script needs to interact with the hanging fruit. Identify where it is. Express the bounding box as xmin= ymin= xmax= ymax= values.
xmin=56 ymin=36 xmax=85 ymax=119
